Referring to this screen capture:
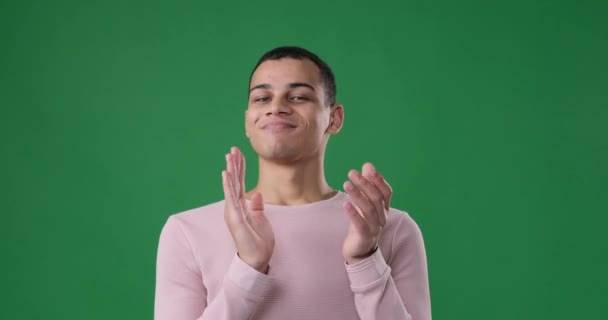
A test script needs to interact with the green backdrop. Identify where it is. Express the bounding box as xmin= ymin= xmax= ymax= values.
xmin=2 ymin=0 xmax=606 ymax=319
